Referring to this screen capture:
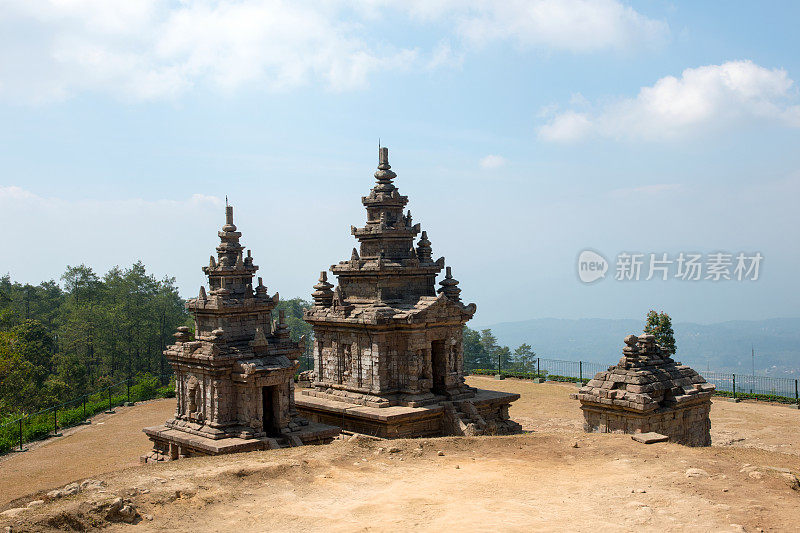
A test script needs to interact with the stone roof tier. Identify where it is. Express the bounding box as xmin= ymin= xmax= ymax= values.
xmin=574 ymin=333 xmax=716 ymax=413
